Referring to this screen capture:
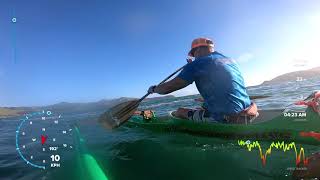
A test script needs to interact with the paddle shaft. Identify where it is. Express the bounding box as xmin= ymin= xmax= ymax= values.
xmin=137 ymin=65 xmax=270 ymax=103
xmin=112 ymin=64 xmax=187 ymax=126
xmin=137 ymin=64 xmax=187 ymax=104
xmin=249 ymin=95 xmax=271 ymax=100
